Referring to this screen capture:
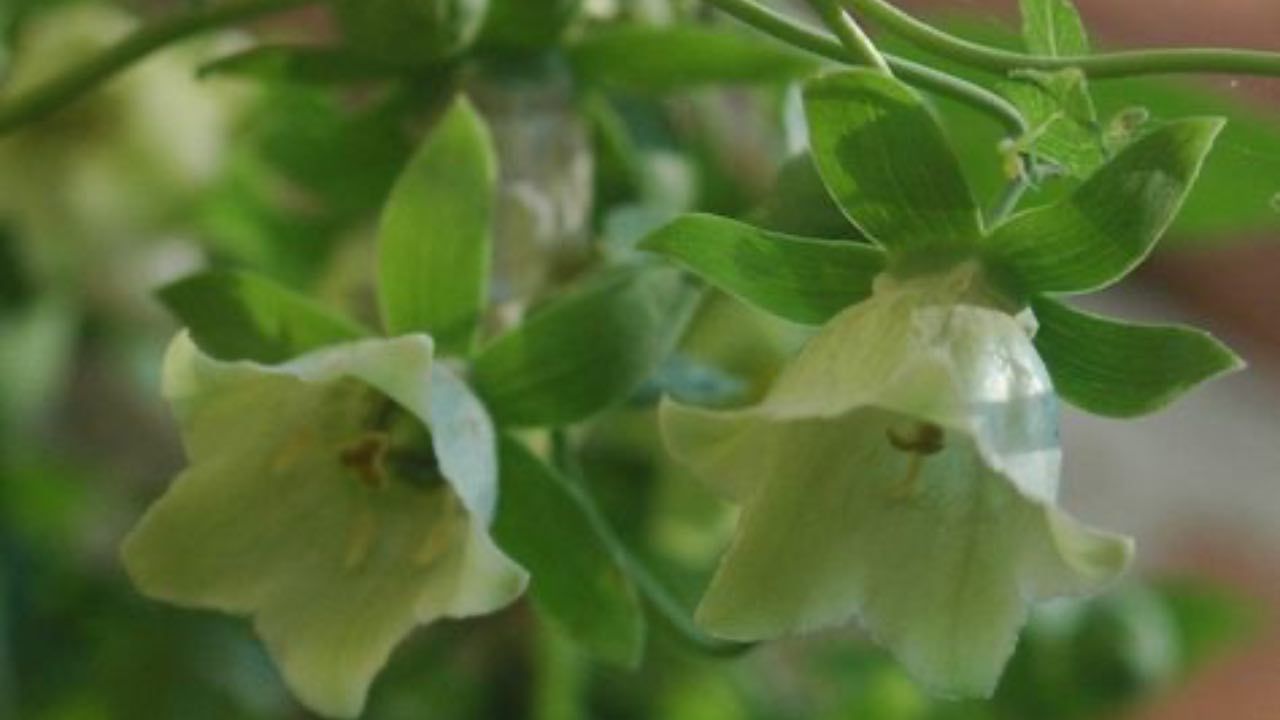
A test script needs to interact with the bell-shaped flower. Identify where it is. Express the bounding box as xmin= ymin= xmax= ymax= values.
xmin=645 ymin=67 xmax=1233 ymax=696
xmin=662 ymin=264 xmax=1133 ymax=697
xmin=122 ymin=332 xmax=527 ymax=718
